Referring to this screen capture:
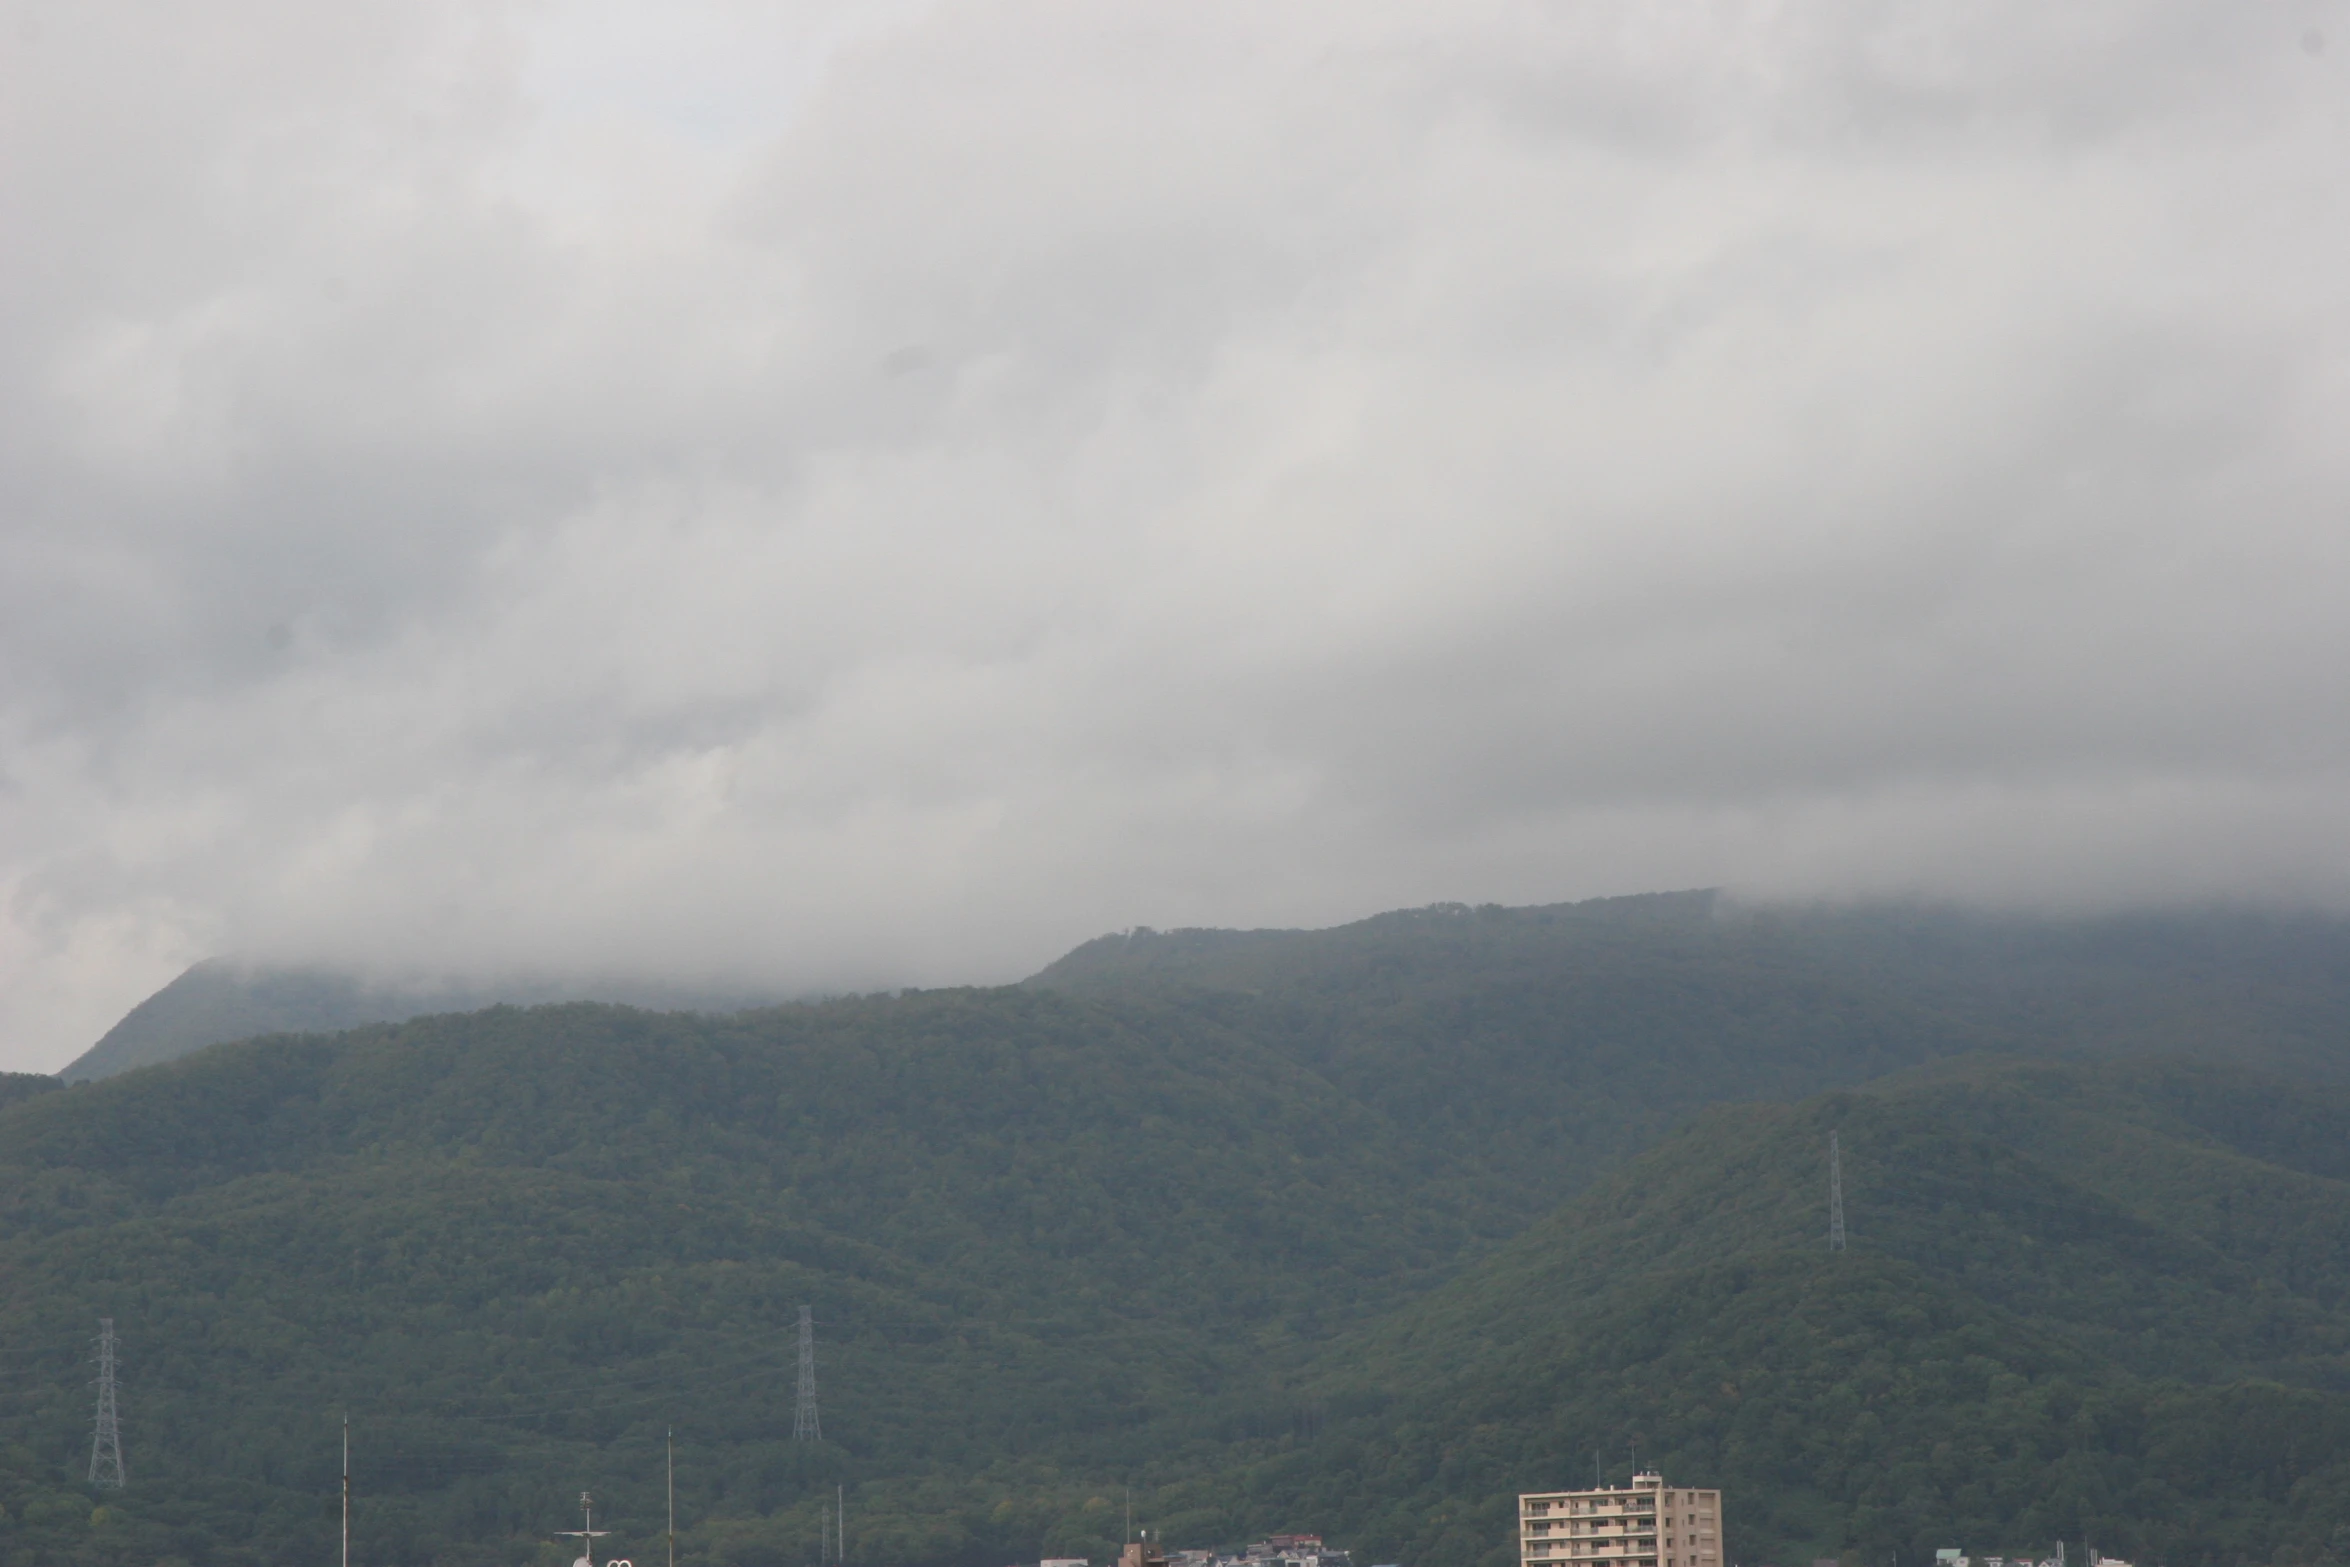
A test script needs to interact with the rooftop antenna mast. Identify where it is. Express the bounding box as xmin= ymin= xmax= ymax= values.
xmin=793 ymin=1306 xmax=820 ymax=1442
xmin=341 ymin=1414 xmax=350 ymax=1567
xmin=1828 ymin=1131 xmax=1847 ymax=1253
xmin=556 ymin=1491 xmax=610 ymax=1567
xmin=667 ymin=1429 xmax=676 ymax=1567
xmin=88 ymin=1318 xmax=126 ymax=1489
